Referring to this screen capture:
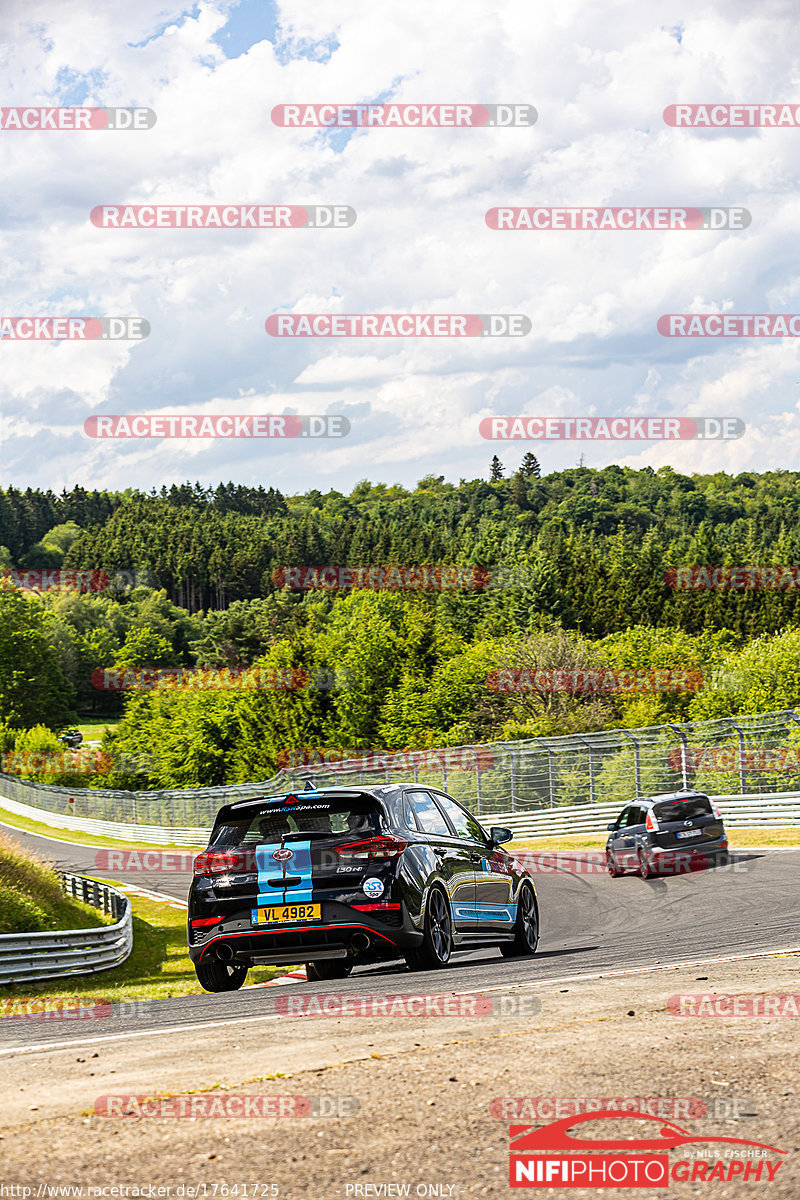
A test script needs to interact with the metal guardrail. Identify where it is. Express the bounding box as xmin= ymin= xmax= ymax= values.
xmin=486 ymin=793 xmax=800 ymax=839
xmin=2 ymin=709 xmax=800 ymax=835
xmin=0 ymin=873 xmax=133 ymax=985
xmin=0 ymin=783 xmax=798 ymax=850
xmin=0 ymin=793 xmax=206 ymax=846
